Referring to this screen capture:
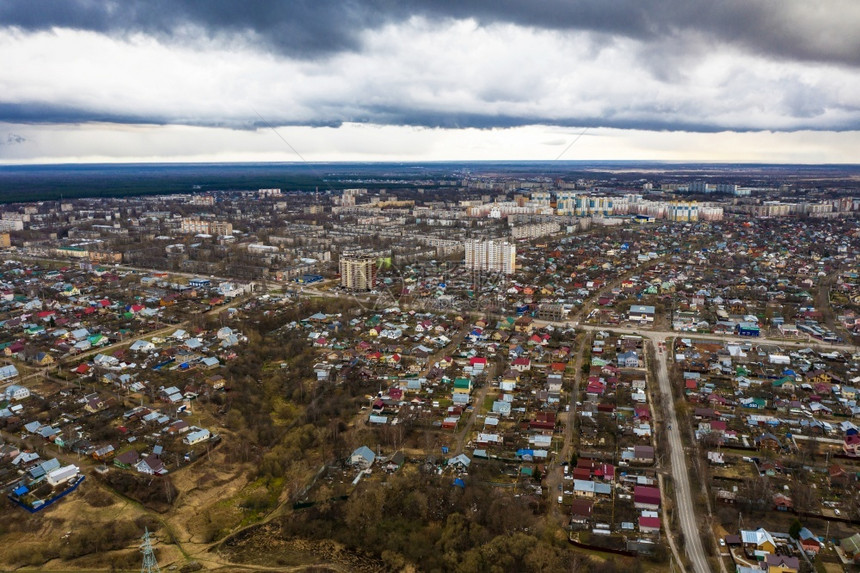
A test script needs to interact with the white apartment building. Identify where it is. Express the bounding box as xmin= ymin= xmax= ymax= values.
xmin=465 ymin=240 xmax=516 ymax=275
